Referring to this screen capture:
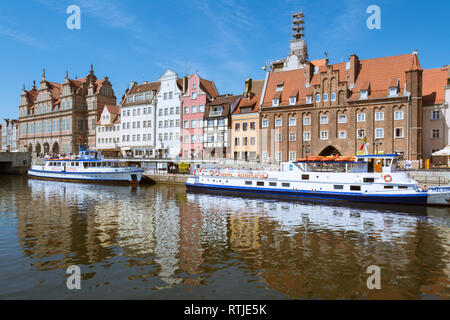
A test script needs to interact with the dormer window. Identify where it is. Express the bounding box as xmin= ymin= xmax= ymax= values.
xmin=289 ymin=97 xmax=297 ymax=105
xmin=360 ymin=90 xmax=368 ymax=100
xmin=306 ymin=95 xmax=312 ymax=103
xmin=314 ymin=66 xmax=319 ymax=74
xmin=272 ymin=98 xmax=280 ymax=107
xmin=276 ymin=82 xmax=284 ymax=92
xmin=389 ymin=87 xmax=398 ymax=96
